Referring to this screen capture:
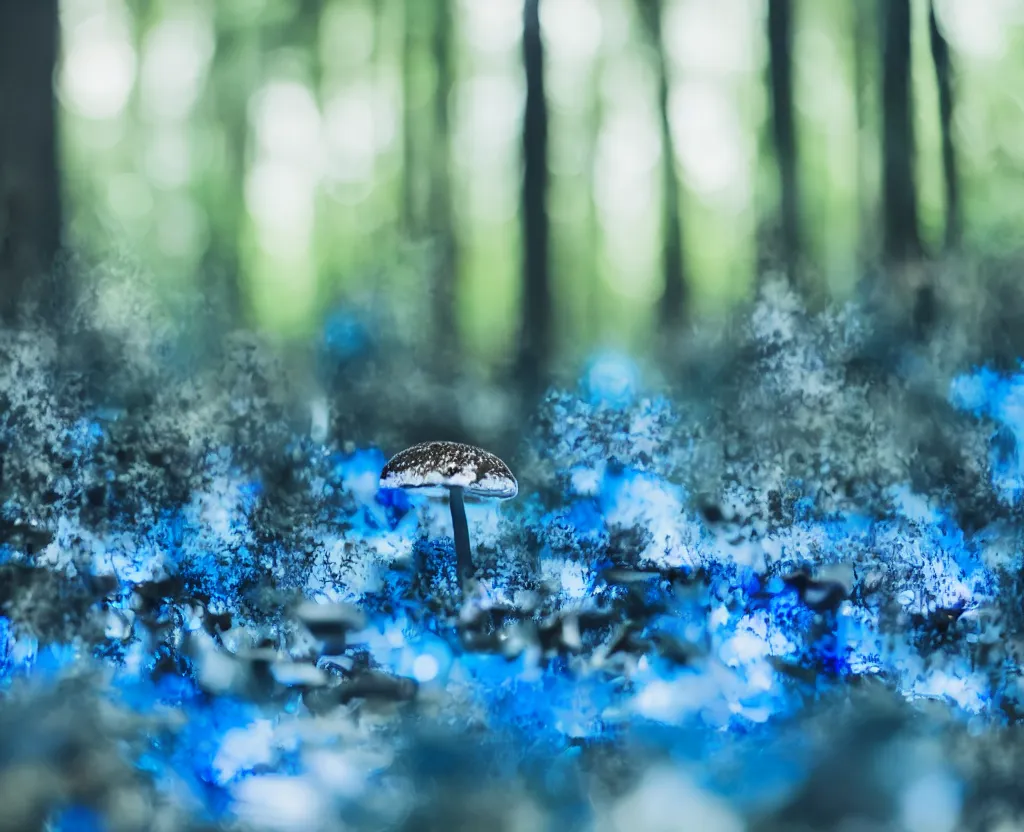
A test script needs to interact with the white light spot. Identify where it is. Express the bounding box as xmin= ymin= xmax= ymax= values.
xmin=935 ymin=0 xmax=1018 ymax=59
xmin=663 ymin=0 xmax=760 ymax=75
xmin=560 ymin=562 xmax=589 ymax=598
xmin=233 ymin=776 xmax=327 ymax=832
xmin=593 ymin=103 xmax=661 ymax=302
xmin=214 ymin=720 xmax=274 ymax=783
xmin=670 ymin=81 xmax=748 ymax=201
xmin=310 ymin=396 xmax=329 ymax=443
xmin=251 ymin=81 xmax=322 ymax=167
xmin=899 ymin=770 xmax=962 ymax=832
xmin=139 ymin=13 xmax=214 ymax=121
xmin=458 ymin=0 xmax=523 ymax=54
xmin=244 ymin=160 xmax=316 ymax=254
xmin=453 ymin=75 xmax=524 ymax=170
xmin=61 ymin=10 xmax=137 ymax=120
xmin=594 ymin=112 xmax=660 ymax=220
xmin=541 ymin=0 xmax=602 ymax=64
xmin=412 ymin=654 xmax=439 ymax=683
xmin=323 ymin=85 xmax=378 ymax=184
xmin=586 ymin=351 xmax=639 ymax=405
xmin=610 ymin=766 xmax=745 ymax=832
